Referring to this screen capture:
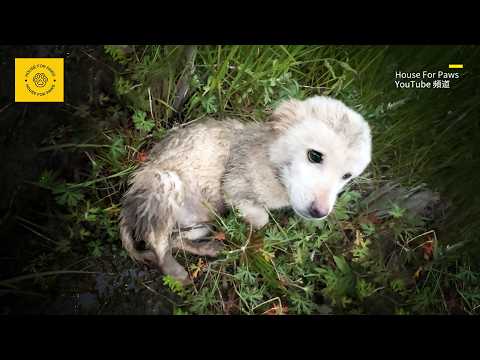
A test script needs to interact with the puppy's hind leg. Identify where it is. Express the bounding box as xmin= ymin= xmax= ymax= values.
xmin=147 ymin=231 xmax=191 ymax=285
xmin=119 ymin=217 xmax=158 ymax=266
xmin=169 ymin=222 xmax=223 ymax=258
xmin=172 ymin=235 xmax=224 ymax=257
xmin=120 ymin=169 xmax=191 ymax=284
xmin=178 ymin=225 xmax=212 ymax=241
